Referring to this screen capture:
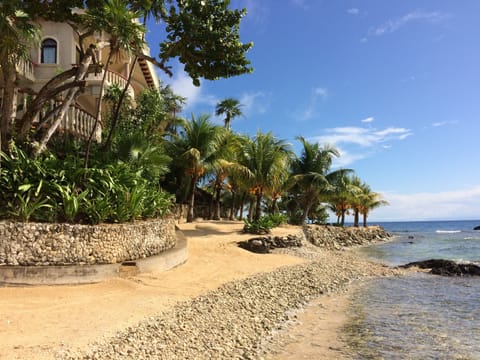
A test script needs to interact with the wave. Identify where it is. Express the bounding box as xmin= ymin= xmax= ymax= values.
xmin=436 ymin=230 xmax=461 ymax=234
